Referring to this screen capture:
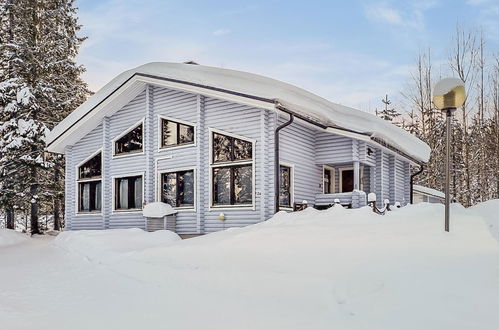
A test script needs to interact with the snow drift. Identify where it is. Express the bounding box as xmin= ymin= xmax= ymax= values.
xmin=1 ymin=201 xmax=499 ymax=330
xmin=0 ymin=229 xmax=28 ymax=248
xmin=53 ymin=228 xmax=180 ymax=262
